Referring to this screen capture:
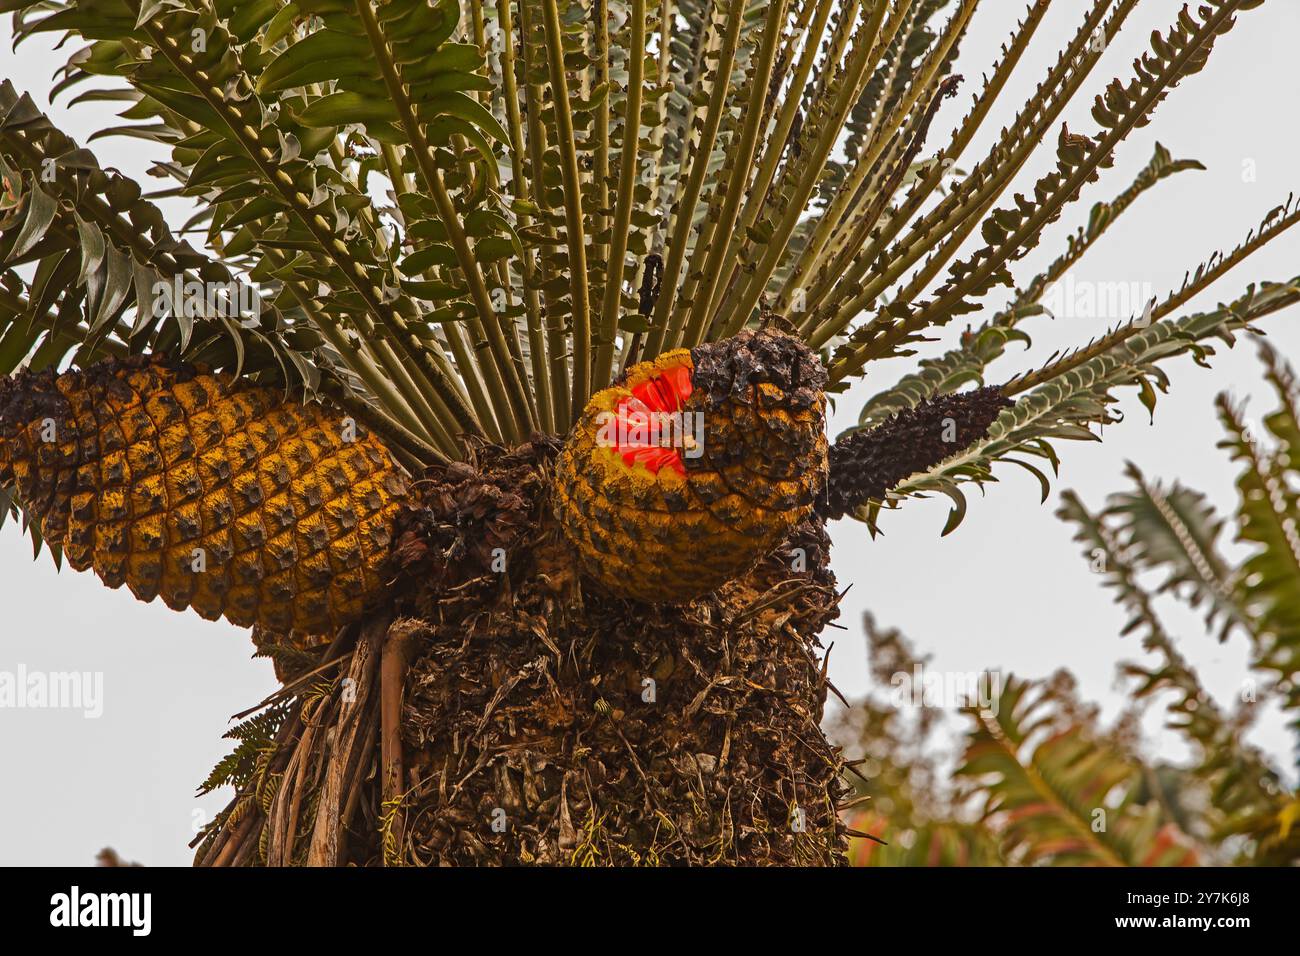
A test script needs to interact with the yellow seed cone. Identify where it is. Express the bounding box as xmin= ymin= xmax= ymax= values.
xmin=554 ymin=330 xmax=827 ymax=602
xmin=0 ymin=357 xmax=409 ymax=633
